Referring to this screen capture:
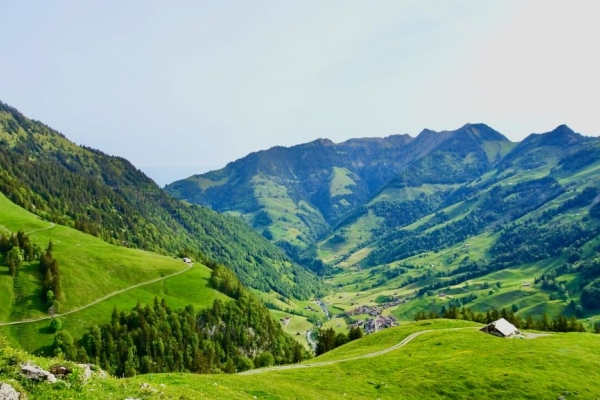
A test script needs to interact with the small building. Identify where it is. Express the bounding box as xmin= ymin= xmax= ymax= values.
xmin=480 ymin=318 xmax=520 ymax=338
xmin=183 ymin=257 xmax=192 ymax=264
xmin=522 ymin=282 xmax=531 ymax=287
